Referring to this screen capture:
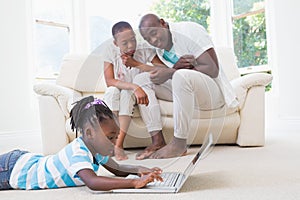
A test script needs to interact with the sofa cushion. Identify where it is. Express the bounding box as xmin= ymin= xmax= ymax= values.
xmin=56 ymin=54 xmax=107 ymax=93
xmin=158 ymin=99 xmax=237 ymax=119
